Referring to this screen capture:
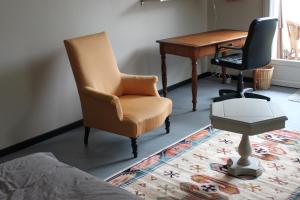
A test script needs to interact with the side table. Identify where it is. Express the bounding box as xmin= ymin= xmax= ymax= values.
xmin=210 ymin=98 xmax=287 ymax=177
